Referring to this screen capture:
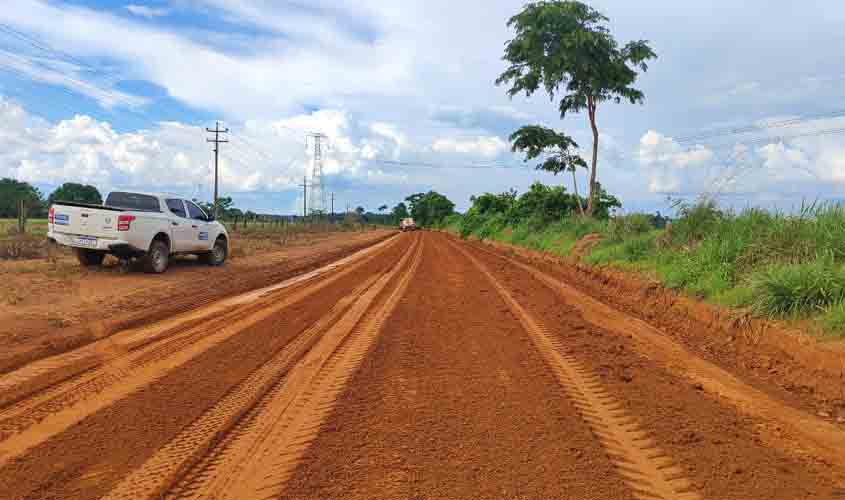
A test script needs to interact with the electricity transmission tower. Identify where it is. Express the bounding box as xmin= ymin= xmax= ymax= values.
xmin=306 ymin=132 xmax=328 ymax=215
